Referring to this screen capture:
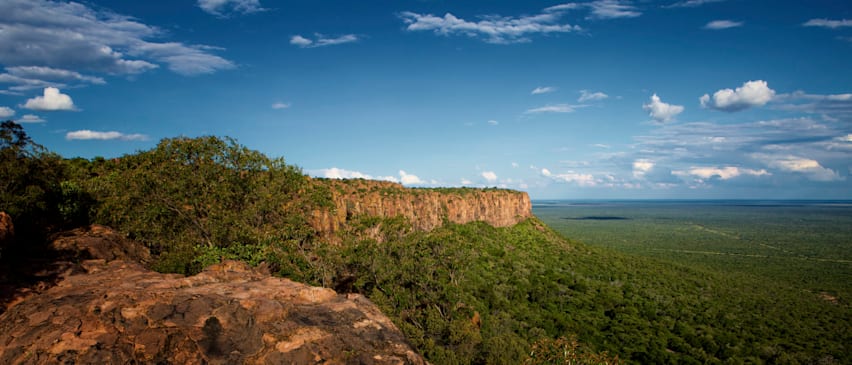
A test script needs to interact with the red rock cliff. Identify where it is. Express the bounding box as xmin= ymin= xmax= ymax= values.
xmin=309 ymin=179 xmax=532 ymax=240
